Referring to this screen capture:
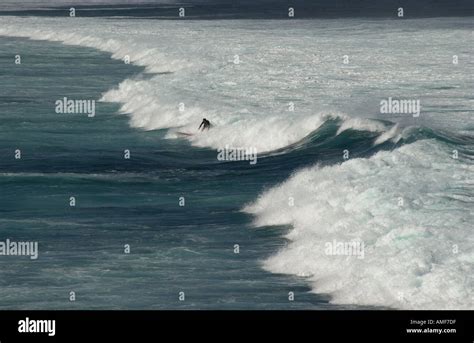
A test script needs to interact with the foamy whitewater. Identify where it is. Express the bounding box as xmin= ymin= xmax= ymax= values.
xmin=0 ymin=16 xmax=472 ymax=309
xmin=245 ymin=140 xmax=473 ymax=309
xmin=1 ymin=17 xmax=472 ymax=152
